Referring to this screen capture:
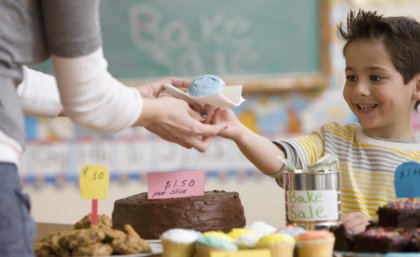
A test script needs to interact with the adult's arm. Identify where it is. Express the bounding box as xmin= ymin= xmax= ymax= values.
xmin=40 ymin=0 xmax=225 ymax=151
xmin=17 ymin=66 xmax=63 ymax=118
xmin=41 ymin=0 xmax=141 ymax=132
